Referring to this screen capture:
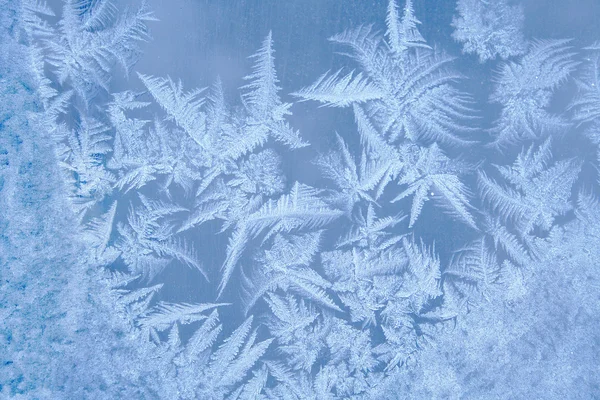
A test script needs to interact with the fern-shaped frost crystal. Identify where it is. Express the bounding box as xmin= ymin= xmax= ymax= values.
xmin=490 ymin=40 xmax=578 ymax=147
xmin=293 ymin=0 xmax=476 ymax=148
xmin=478 ymin=139 xmax=581 ymax=235
xmin=452 ymin=0 xmax=527 ymax=62
xmin=391 ymin=144 xmax=477 ymax=228
xmin=241 ymin=31 xmax=308 ymax=150
xmin=44 ymin=0 xmax=156 ymax=104
xmin=220 ymin=183 xmax=342 ymax=295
